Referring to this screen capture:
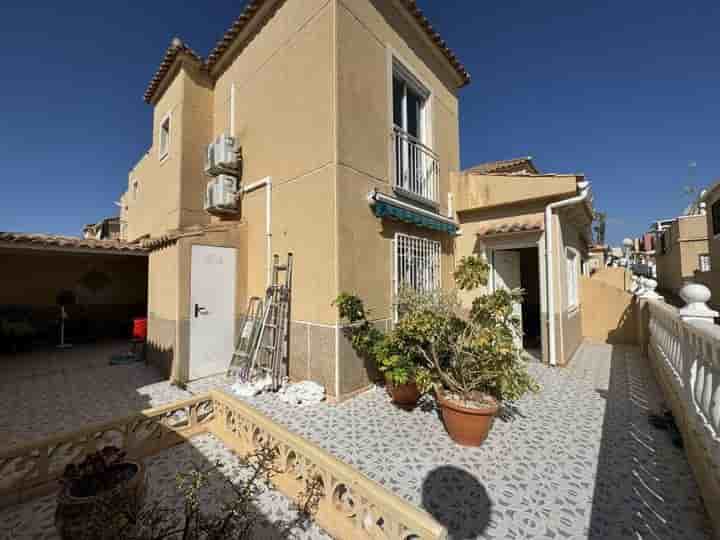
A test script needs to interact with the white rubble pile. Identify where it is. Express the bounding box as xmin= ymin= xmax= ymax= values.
xmin=277 ymin=381 xmax=325 ymax=406
xmin=231 ymin=375 xmax=273 ymax=397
